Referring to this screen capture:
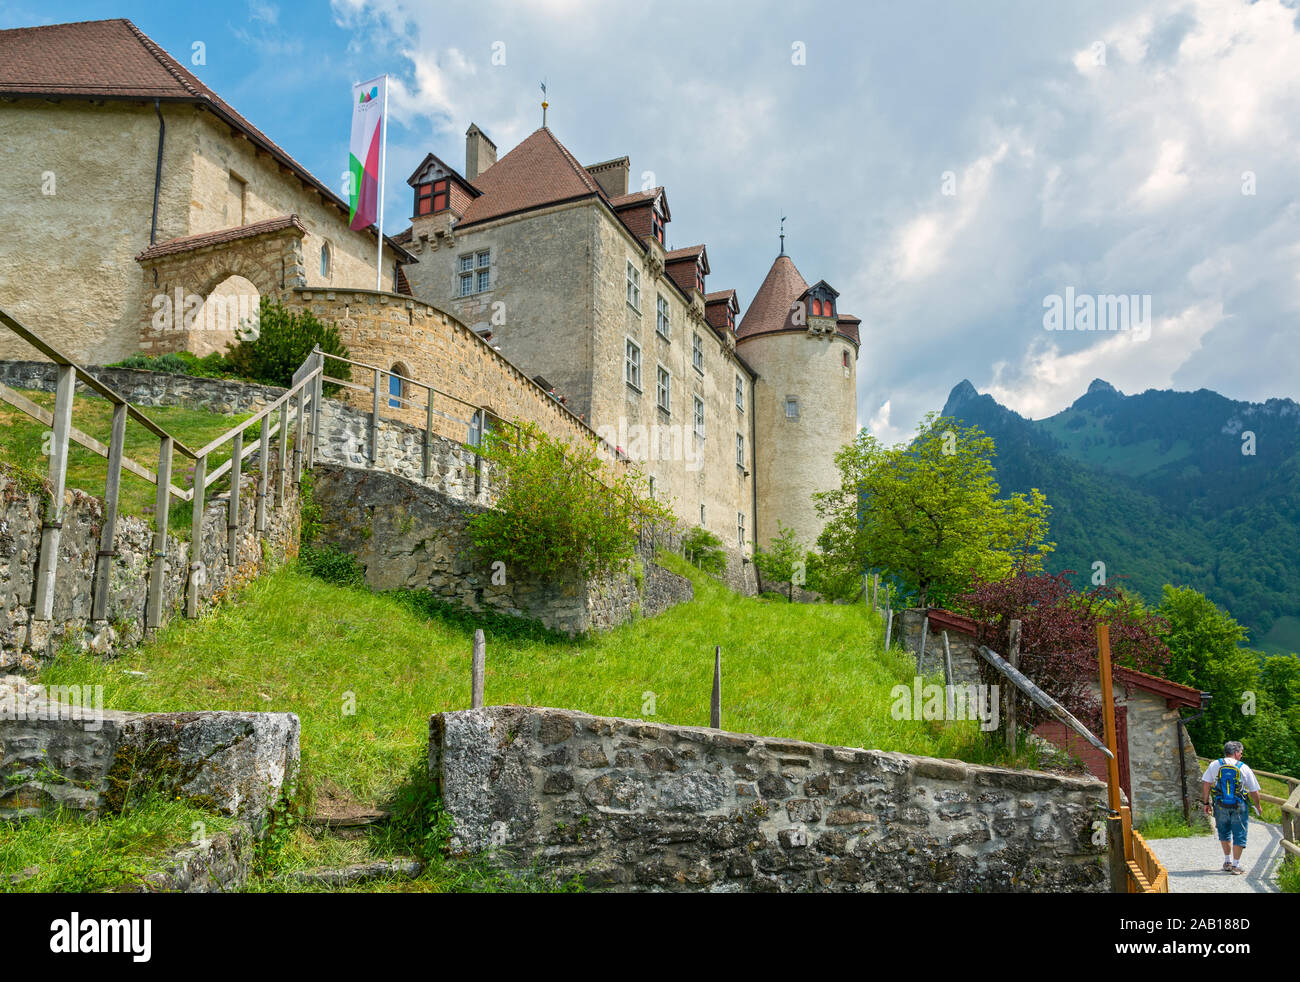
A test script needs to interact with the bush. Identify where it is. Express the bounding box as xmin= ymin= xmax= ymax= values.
xmin=224 ymin=298 xmax=351 ymax=392
xmin=681 ymin=526 xmax=727 ymax=577
xmin=468 ymin=421 xmax=674 ymax=581
xmin=109 ymin=350 xmax=235 ymax=378
xmin=298 ymin=544 xmax=365 ymax=588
